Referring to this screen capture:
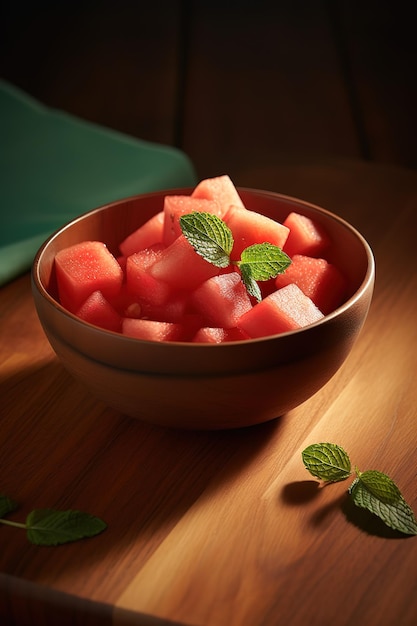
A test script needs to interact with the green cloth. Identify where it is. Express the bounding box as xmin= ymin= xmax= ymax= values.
xmin=0 ymin=80 xmax=197 ymax=285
